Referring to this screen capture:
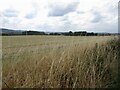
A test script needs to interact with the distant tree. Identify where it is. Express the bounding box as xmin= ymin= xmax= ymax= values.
xmin=68 ymin=31 xmax=73 ymax=36
xmin=49 ymin=33 xmax=61 ymax=35
xmin=74 ymin=31 xmax=87 ymax=36
xmin=22 ymin=31 xmax=46 ymax=35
